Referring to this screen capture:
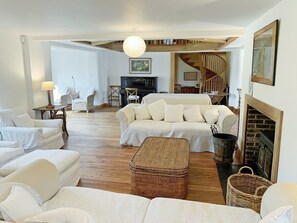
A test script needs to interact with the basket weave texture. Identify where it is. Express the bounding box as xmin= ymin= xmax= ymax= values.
xmin=130 ymin=137 xmax=189 ymax=199
xmin=226 ymin=166 xmax=273 ymax=213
